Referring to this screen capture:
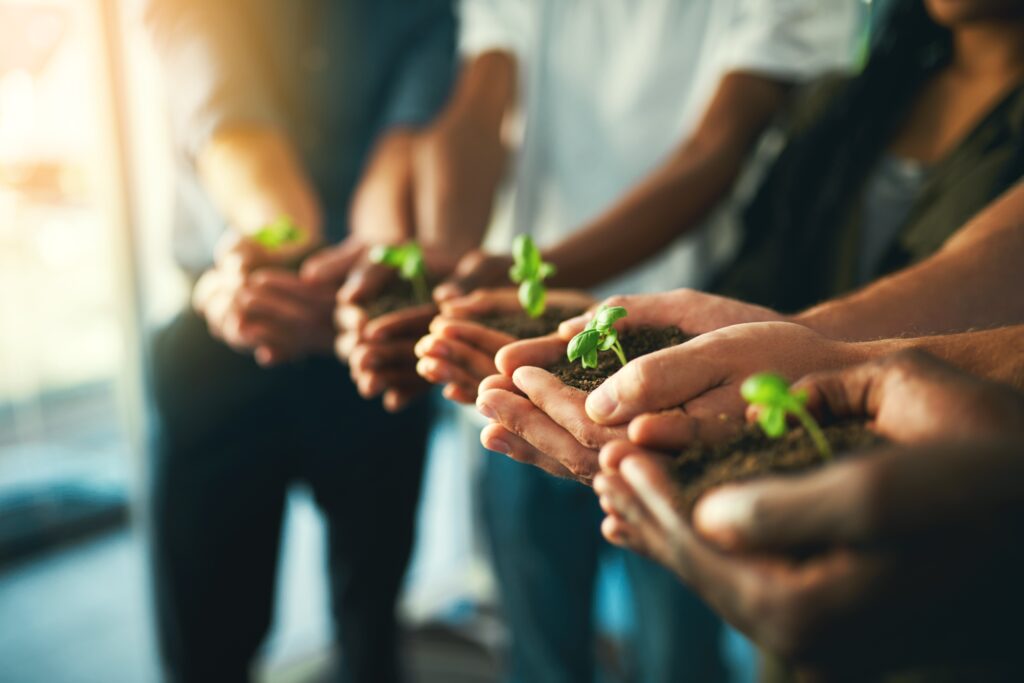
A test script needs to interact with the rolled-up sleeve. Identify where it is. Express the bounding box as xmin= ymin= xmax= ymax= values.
xmin=143 ymin=0 xmax=283 ymax=160
xmin=717 ymin=0 xmax=865 ymax=82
